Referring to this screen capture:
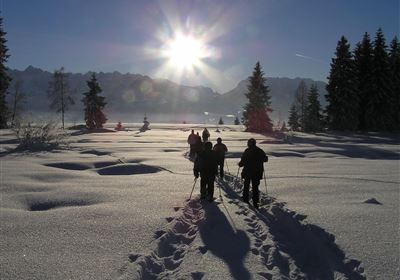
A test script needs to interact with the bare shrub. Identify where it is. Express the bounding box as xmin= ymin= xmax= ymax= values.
xmin=12 ymin=120 xmax=69 ymax=151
